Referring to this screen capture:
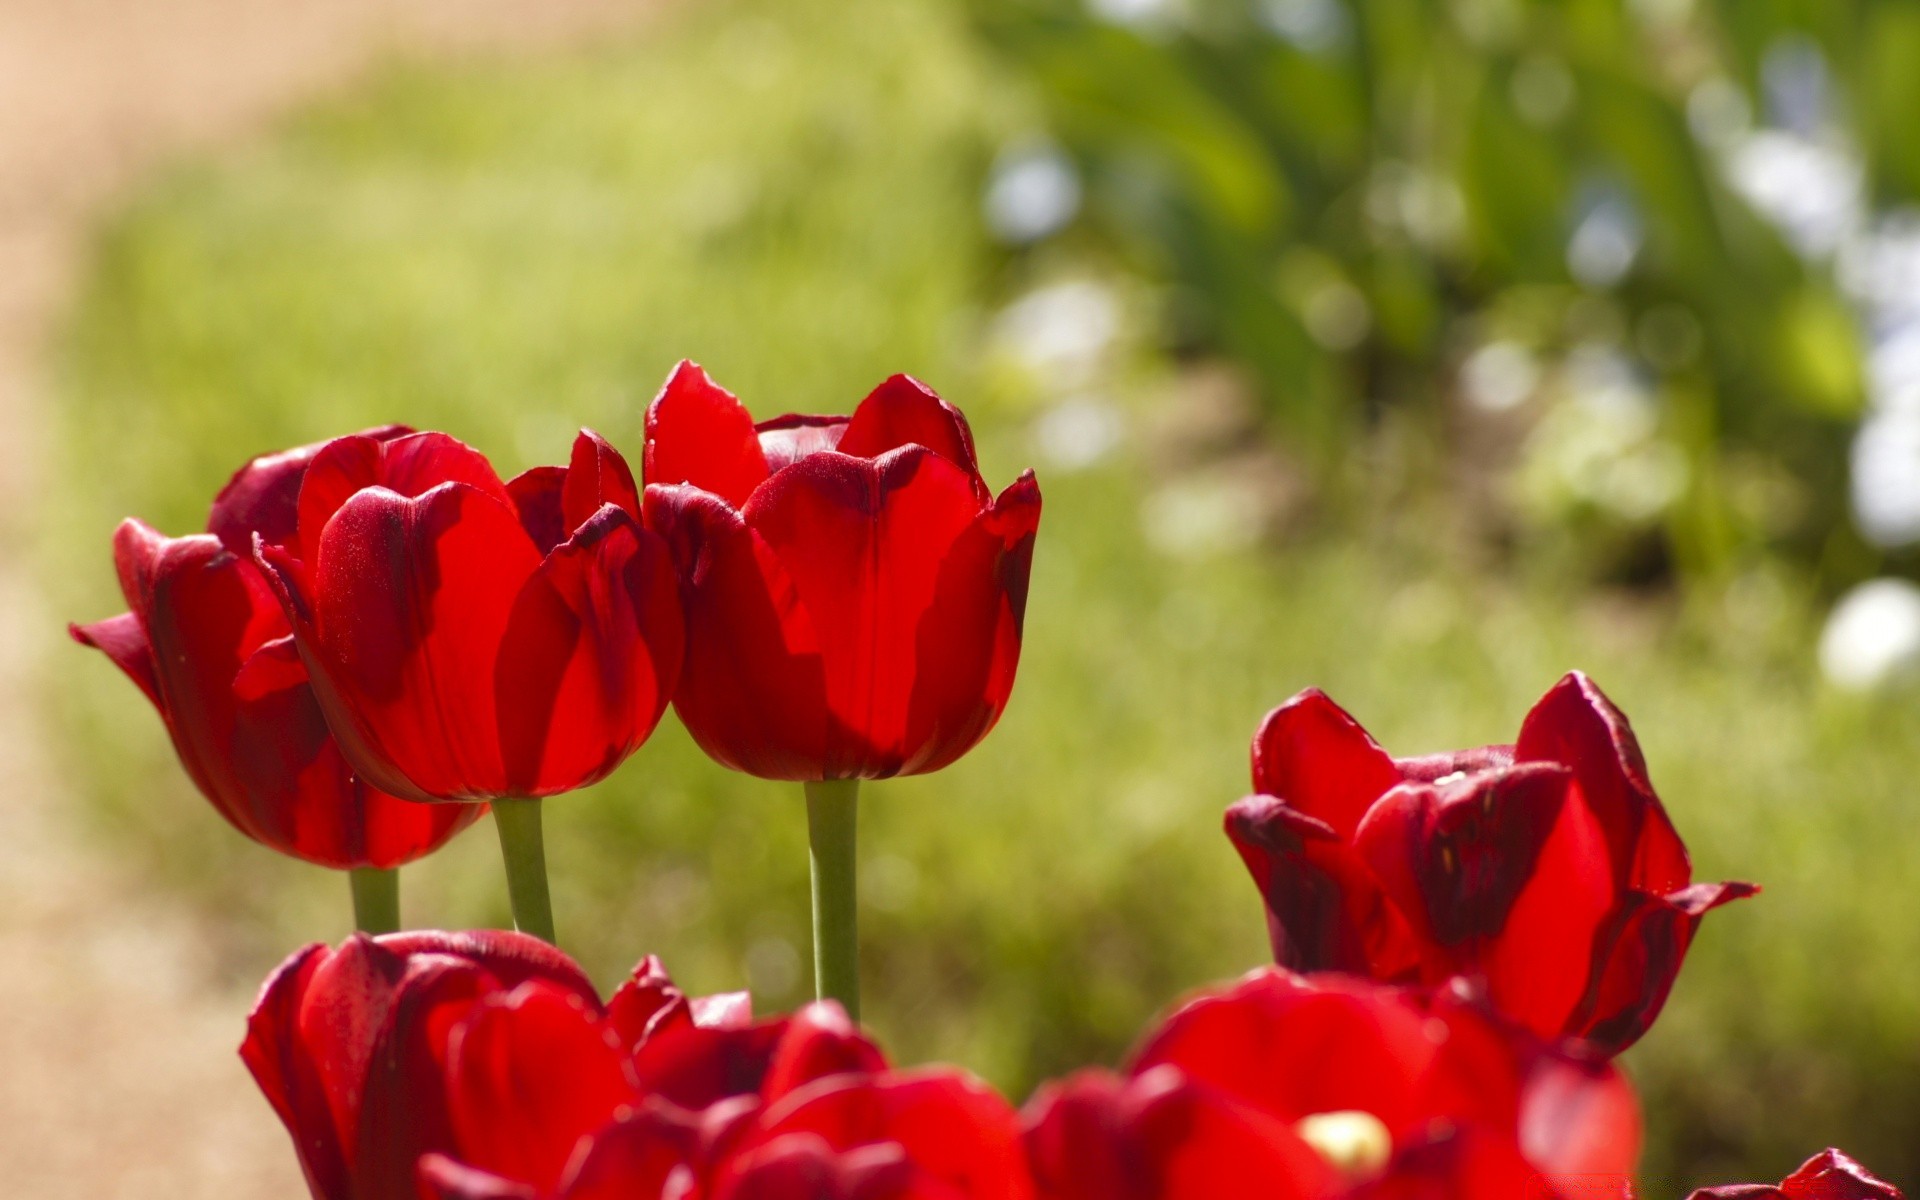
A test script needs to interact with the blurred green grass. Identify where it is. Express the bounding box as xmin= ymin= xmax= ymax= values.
xmin=43 ymin=0 xmax=1920 ymax=1188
